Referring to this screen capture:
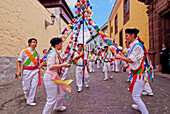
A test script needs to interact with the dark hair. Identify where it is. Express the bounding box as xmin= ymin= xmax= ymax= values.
xmin=77 ymin=43 xmax=83 ymax=47
xmin=28 ymin=38 xmax=37 ymax=47
xmin=43 ymin=49 xmax=47 ymax=53
xmin=163 ymin=43 xmax=169 ymax=50
xmin=125 ymin=28 xmax=139 ymax=35
xmin=50 ymin=37 xmax=62 ymax=47
xmin=104 ymin=46 xmax=108 ymax=48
